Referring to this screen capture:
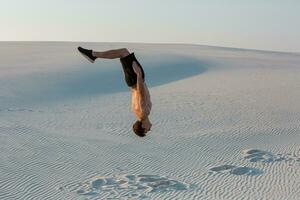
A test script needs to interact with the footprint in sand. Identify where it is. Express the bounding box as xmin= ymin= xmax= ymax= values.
xmin=210 ymin=149 xmax=300 ymax=176
xmin=209 ymin=165 xmax=263 ymax=176
xmin=242 ymin=149 xmax=276 ymax=163
xmin=70 ymin=174 xmax=189 ymax=199
xmin=241 ymin=149 xmax=298 ymax=163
